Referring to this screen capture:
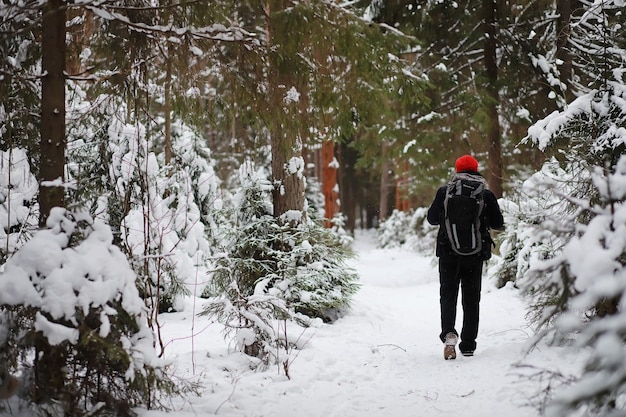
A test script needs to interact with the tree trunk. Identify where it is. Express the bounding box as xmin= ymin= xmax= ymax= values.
xmin=338 ymin=142 xmax=358 ymax=233
xmin=266 ymin=0 xmax=305 ymax=219
xmin=164 ymin=48 xmax=173 ymax=167
xmin=321 ymin=140 xmax=338 ymax=227
xmin=395 ymin=162 xmax=410 ymax=212
xmin=39 ymin=0 xmax=67 ymax=226
xmin=270 ymin=128 xmax=305 ymax=218
xmin=379 ymin=142 xmax=393 ymax=222
xmin=66 ymin=8 xmax=93 ymax=76
xmin=483 ymin=0 xmax=502 ymax=198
